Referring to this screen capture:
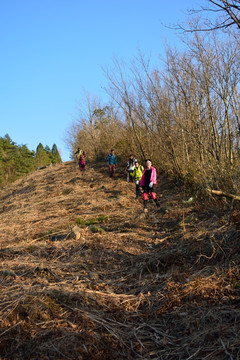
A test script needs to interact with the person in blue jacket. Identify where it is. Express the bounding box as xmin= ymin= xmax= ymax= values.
xmin=106 ymin=149 xmax=117 ymax=178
